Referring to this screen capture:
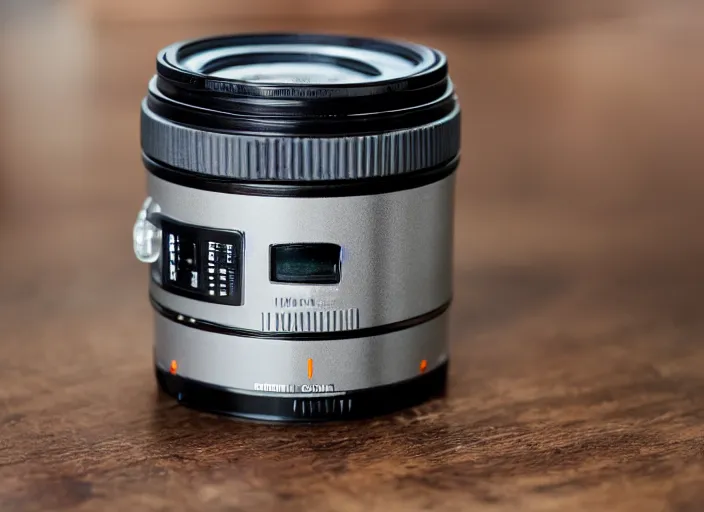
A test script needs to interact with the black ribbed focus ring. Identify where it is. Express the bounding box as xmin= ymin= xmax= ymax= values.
xmin=141 ymin=102 xmax=460 ymax=180
xmin=141 ymin=33 xmax=460 ymax=182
